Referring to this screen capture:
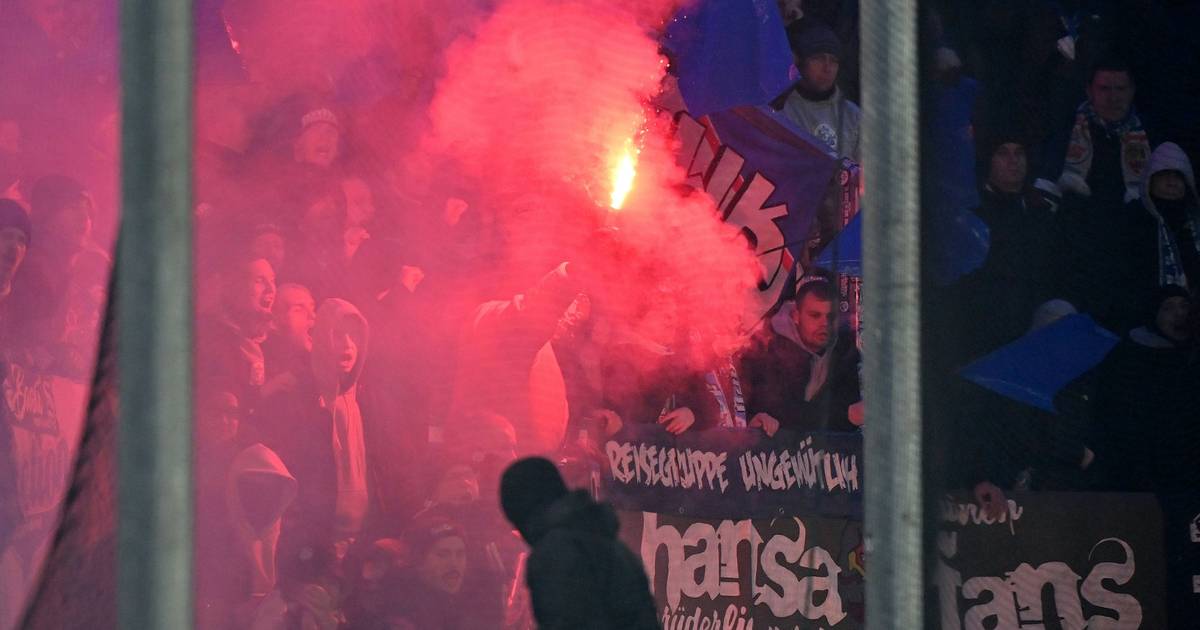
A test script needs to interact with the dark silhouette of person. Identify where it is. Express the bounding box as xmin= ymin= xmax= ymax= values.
xmin=499 ymin=457 xmax=659 ymax=630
